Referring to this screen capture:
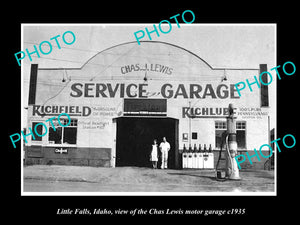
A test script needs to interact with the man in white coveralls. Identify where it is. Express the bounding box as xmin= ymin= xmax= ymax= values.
xmin=159 ymin=137 xmax=171 ymax=169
